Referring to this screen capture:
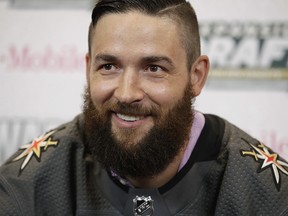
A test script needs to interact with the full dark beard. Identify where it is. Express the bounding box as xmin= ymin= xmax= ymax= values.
xmin=83 ymin=84 xmax=195 ymax=178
